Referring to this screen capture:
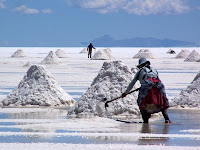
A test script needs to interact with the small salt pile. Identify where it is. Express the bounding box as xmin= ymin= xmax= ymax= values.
xmin=11 ymin=49 xmax=28 ymax=58
xmin=184 ymin=50 xmax=200 ymax=62
xmin=68 ymin=60 xmax=140 ymax=117
xmin=41 ymin=51 xmax=61 ymax=65
xmin=103 ymin=48 xmax=114 ymax=58
xmin=167 ymin=49 xmax=176 ymax=54
xmin=175 ymin=49 xmax=190 ymax=59
xmin=91 ymin=48 xmax=114 ymax=60
xmin=172 ymin=71 xmax=200 ymax=108
xmin=79 ymin=48 xmax=88 ymax=54
xmin=133 ymin=49 xmax=155 ymax=59
xmin=2 ymin=65 xmax=75 ymax=107
xmin=55 ymin=49 xmax=69 ymax=58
